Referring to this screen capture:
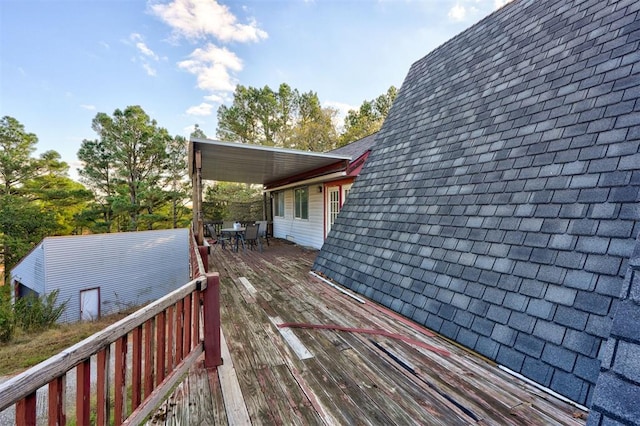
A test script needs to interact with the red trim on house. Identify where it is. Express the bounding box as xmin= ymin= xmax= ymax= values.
xmin=345 ymin=151 xmax=371 ymax=176
xmin=325 ymin=177 xmax=356 ymax=188
xmin=264 ymin=159 xmax=349 ymax=190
